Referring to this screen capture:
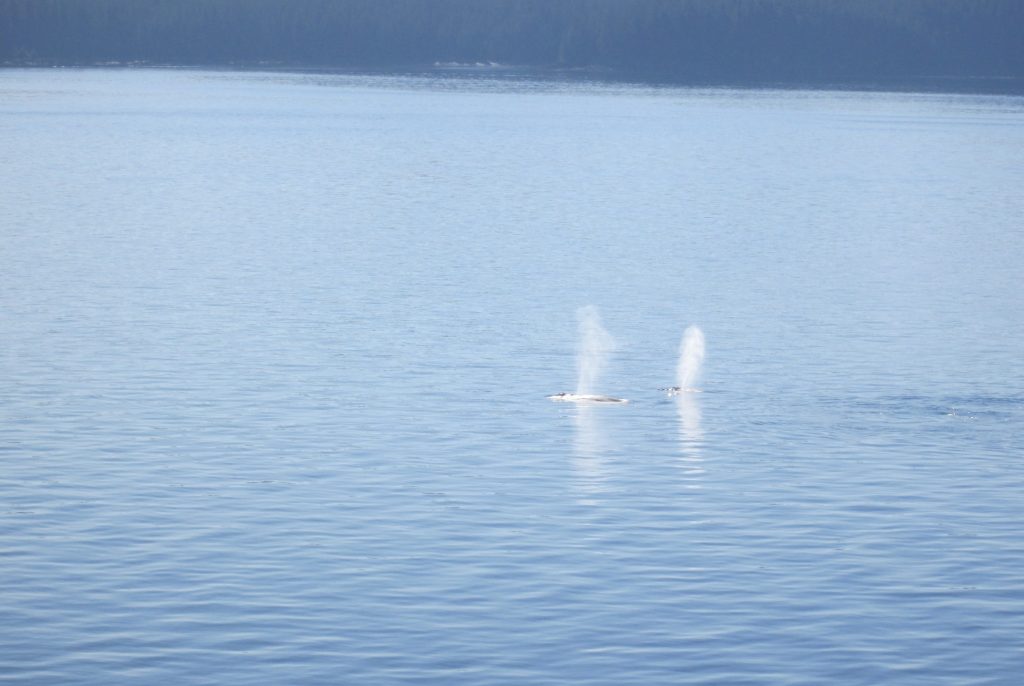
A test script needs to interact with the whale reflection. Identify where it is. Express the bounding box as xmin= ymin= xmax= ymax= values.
xmin=572 ymin=403 xmax=610 ymax=499
xmin=676 ymin=390 xmax=705 ymax=476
